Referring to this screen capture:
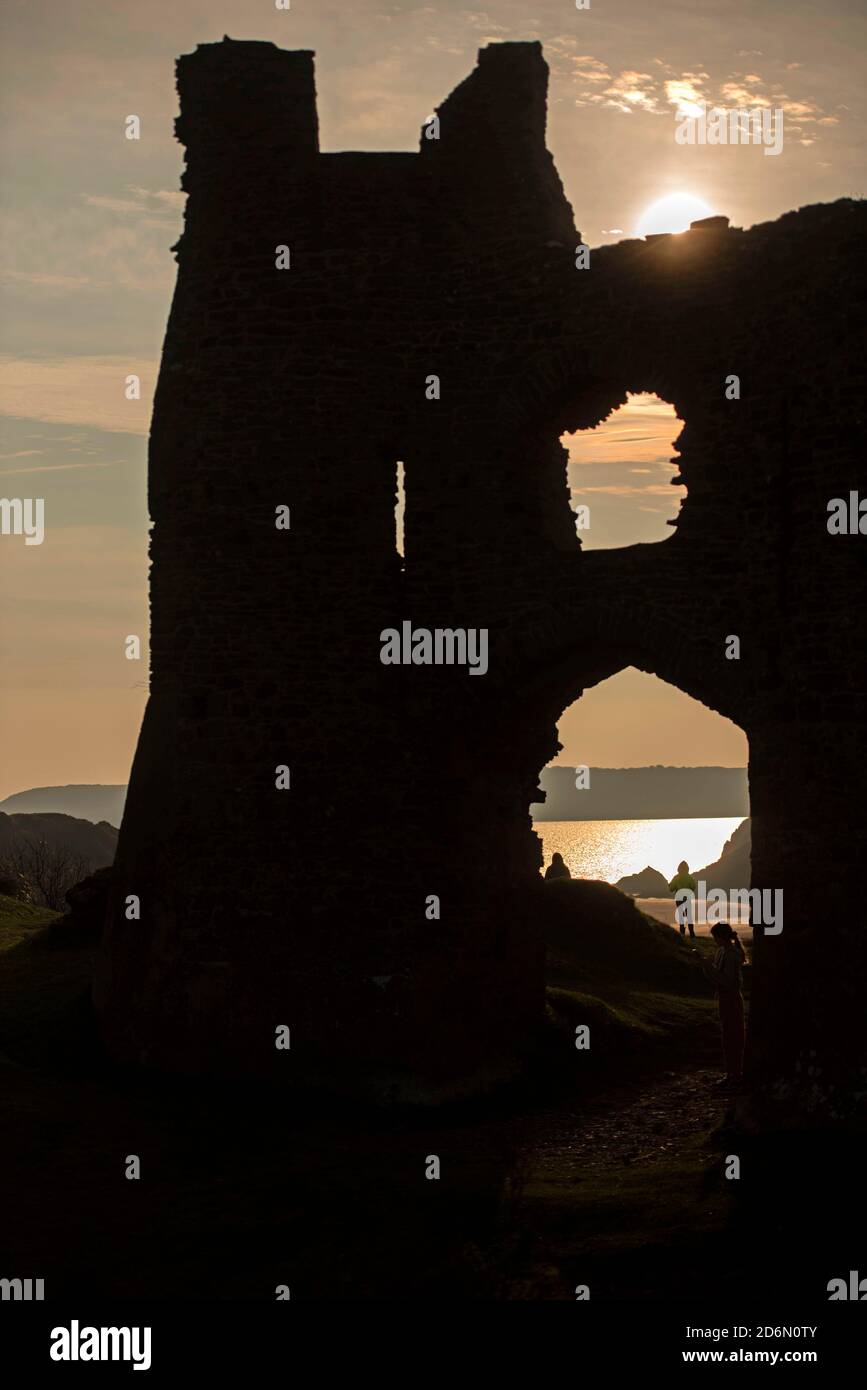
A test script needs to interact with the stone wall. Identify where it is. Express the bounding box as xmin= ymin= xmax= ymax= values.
xmin=94 ymin=38 xmax=867 ymax=1110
